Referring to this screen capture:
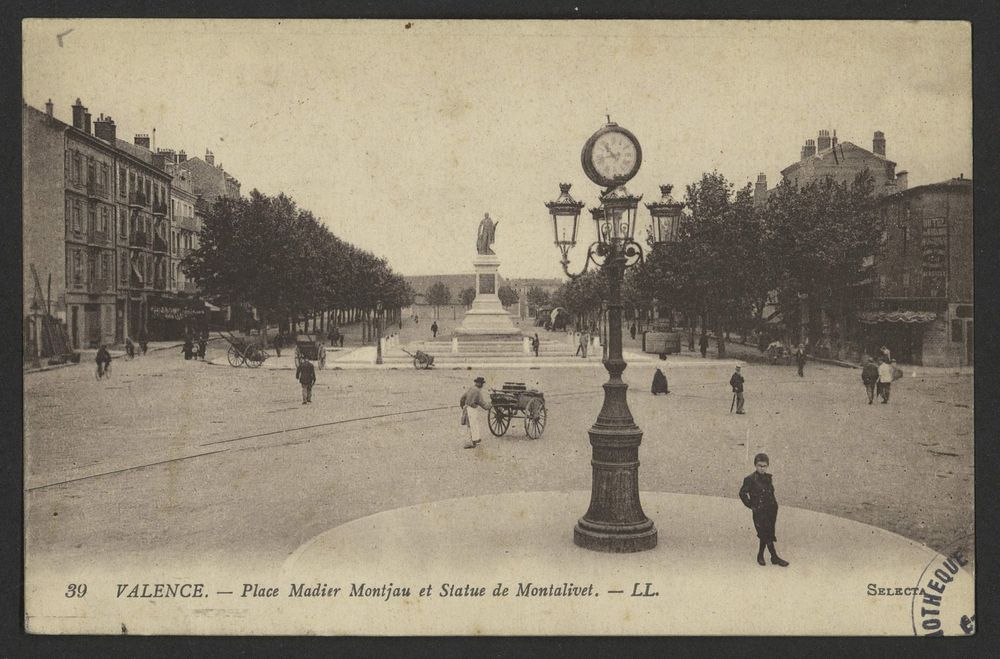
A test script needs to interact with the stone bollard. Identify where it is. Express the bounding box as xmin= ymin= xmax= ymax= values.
xmin=523 ymin=336 xmax=530 ymax=354
xmin=452 ymin=337 xmax=459 ymax=354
